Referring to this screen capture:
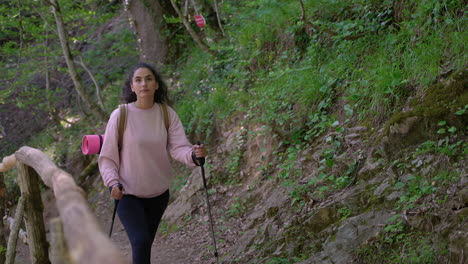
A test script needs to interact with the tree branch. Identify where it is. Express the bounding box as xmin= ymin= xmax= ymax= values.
xmin=75 ymin=57 xmax=106 ymax=112
xmin=213 ymin=0 xmax=226 ymax=36
xmin=49 ymin=0 xmax=107 ymax=121
xmin=169 ymin=0 xmax=215 ymax=55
